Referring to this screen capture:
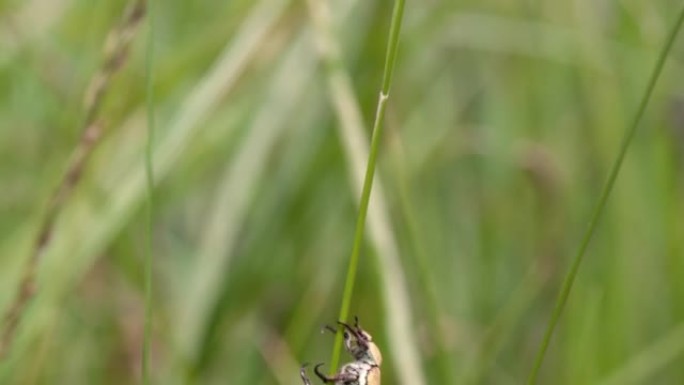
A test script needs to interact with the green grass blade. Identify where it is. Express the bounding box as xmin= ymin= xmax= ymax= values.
xmin=527 ymin=6 xmax=684 ymax=384
xmin=328 ymin=0 xmax=407 ymax=374
xmin=143 ymin=0 xmax=155 ymax=383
